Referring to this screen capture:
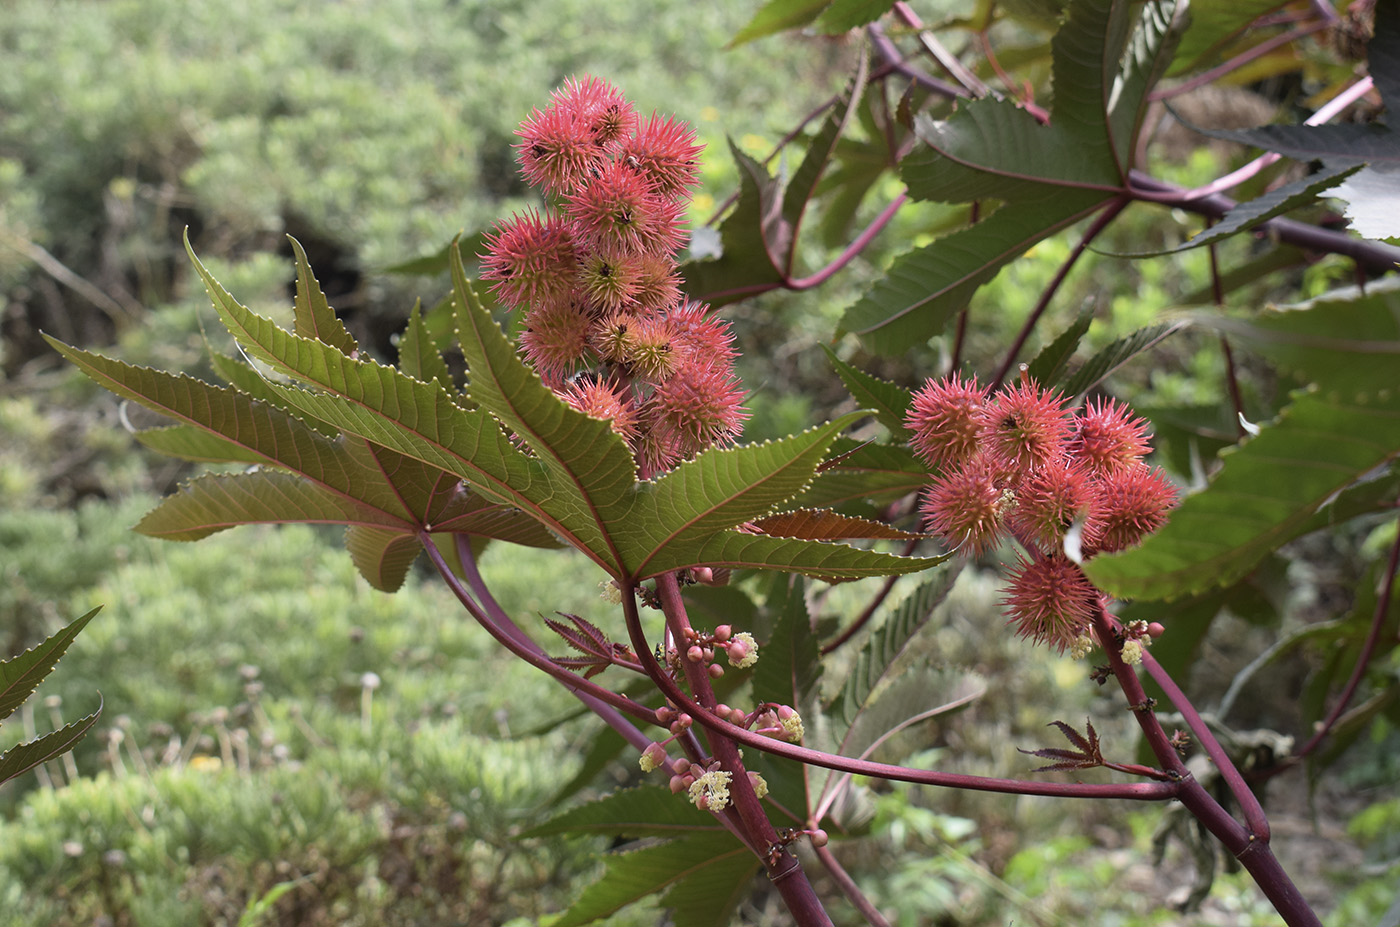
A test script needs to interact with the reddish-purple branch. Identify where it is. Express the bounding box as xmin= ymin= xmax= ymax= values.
xmin=991 ymin=196 xmax=1130 ymax=389
xmin=1292 ymin=509 xmax=1400 ymax=761
xmin=621 ymin=578 xmax=1176 ymax=802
